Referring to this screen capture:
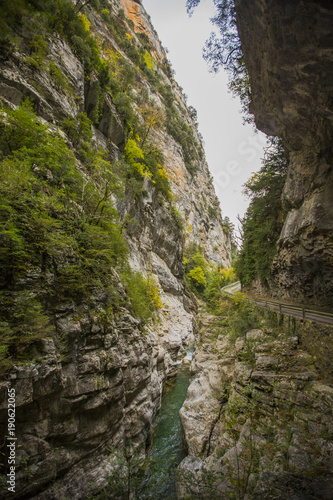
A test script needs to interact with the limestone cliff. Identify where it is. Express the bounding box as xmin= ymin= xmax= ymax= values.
xmin=235 ymin=0 xmax=333 ymax=307
xmin=118 ymin=0 xmax=167 ymax=63
xmin=0 ymin=0 xmax=231 ymax=497
xmin=116 ymin=0 xmax=231 ymax=268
